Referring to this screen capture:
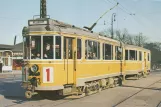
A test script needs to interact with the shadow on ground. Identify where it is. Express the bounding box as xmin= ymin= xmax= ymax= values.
xmin=0 ymin=74 xmax=68 ymax=106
